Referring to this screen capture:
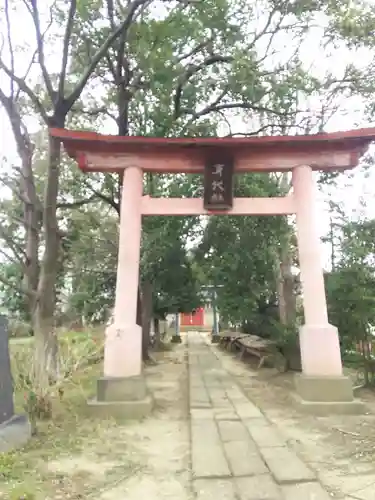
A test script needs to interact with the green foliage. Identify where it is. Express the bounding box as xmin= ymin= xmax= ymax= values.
xmin=325 ymin=216 xmax=375 ymax=363
xmin=0 ymin=262 xmax=30 ymax=322
xmin=195 ymin=173 xmax=288 ymax=325
xmin=326 ymin=265 xmax=375 ymax=351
